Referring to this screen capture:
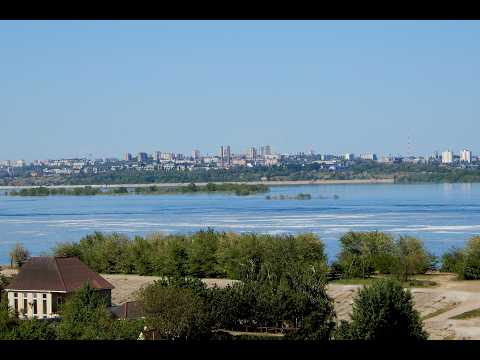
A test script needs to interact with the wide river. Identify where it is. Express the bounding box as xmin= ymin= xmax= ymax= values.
xmin=0 ymin=183 xmax=479 ymax=264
